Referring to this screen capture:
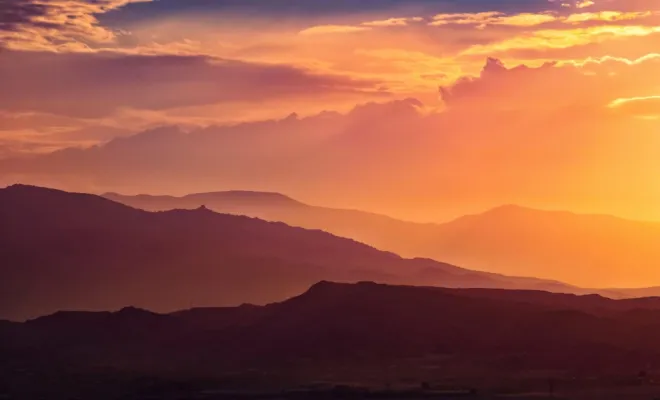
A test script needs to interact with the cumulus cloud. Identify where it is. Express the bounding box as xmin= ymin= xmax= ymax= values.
xmin=440 ymin=54 xmax=660 ymax=110
xmin=2 ymin=55 xmax=660 ymax=220
xmin=2 ymin=0 xmax=660 ymax=220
